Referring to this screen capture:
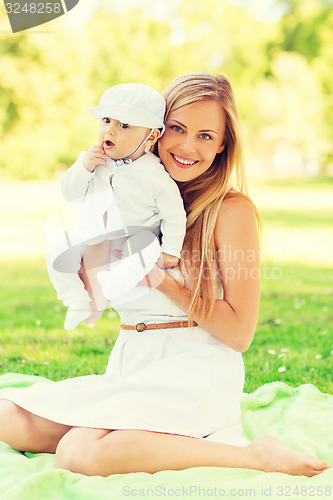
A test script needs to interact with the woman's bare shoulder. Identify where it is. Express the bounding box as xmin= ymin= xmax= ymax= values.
xmin=218 ymin=188 xmax=256 ymax=218
xmin=214 ymin=189 xmax=259 ymax=246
